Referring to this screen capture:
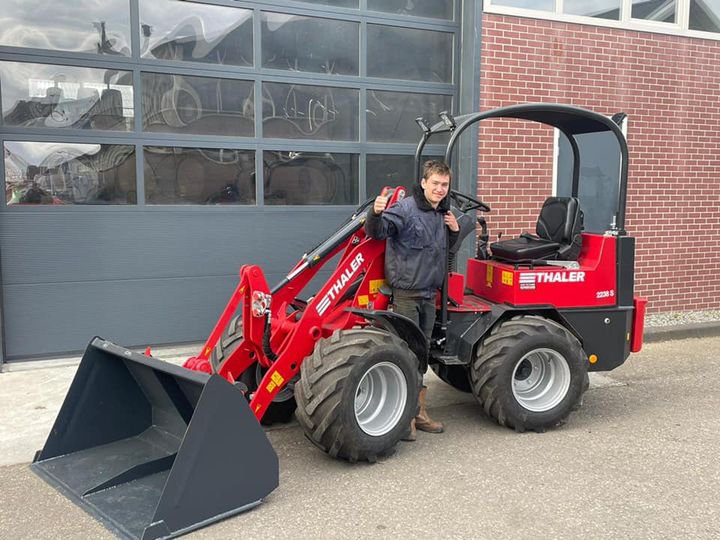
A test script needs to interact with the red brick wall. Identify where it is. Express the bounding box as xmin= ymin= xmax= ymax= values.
xmin=479 ymin=14 xmax=720 ymax=314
